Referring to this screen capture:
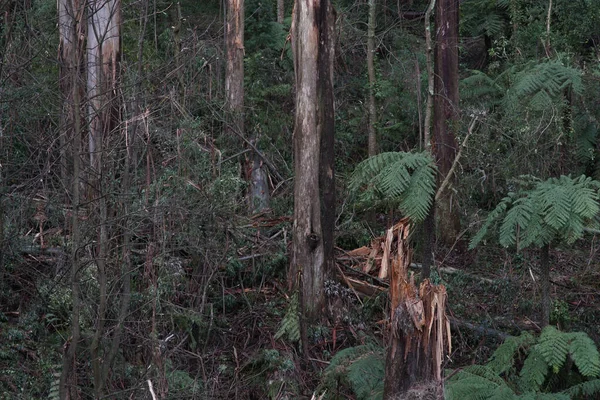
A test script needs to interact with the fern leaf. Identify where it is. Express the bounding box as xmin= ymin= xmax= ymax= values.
xmin=469 ymin=196 xmax=511 ymax=249
xmin=499 ymin=197 xmax=533 ymax=248
xmin=487 ymin=331 xmax=536 ymax=375
xmin=349 ymin=151 xmax=436 ymax=223
xmin=519 ymin=347 xmax=548 ymax=393
xmin=275 ymin=293 xmax=300 ymax=343
xmin=562 ymin=379 xmax=600 ymax=397
xmin=567 ymin=331 xmax=600 ymax=377
xmin=537 ymin=327 xmax=569 ymax=373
